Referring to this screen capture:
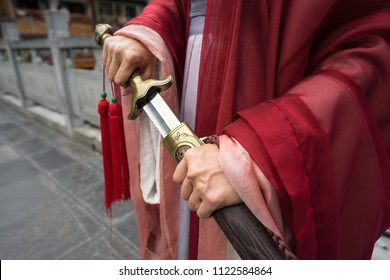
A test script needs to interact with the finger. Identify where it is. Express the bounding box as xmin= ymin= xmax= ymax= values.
xmin=106 ymin=55 xmax=120 ymax=82
xmin=196 ymin=201 xmax=213 ymax=219
xmin=141 ymin=63 xmax=153 ymax=80
xmin=102 ymin=36 xmax=114 ymax=68
xmin=180 ymin=177 xmax=193 ymax=201
xmin=188 ymin=193 xmax=202 ymax=212
xmin=102 ymin=45 xmax=107 ymax=66
xmin=115 ymin=62 xmax=137 ymax=87
xmin=101 ymin=37 xmax=111 ymax=65
xmin=103 ymin=49 xmax=111 ymax=73
xmin=173 ymin=157 xmax=188 ymax=184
